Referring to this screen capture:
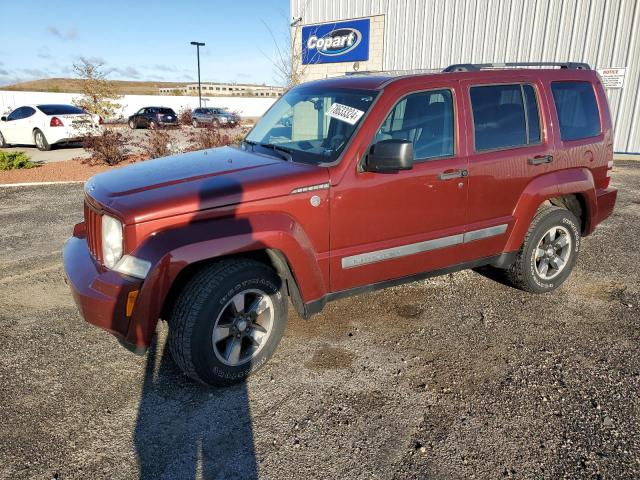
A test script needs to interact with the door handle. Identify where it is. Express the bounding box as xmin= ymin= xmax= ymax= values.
xmin=438 ymin=169 xmax=468 ymax=180
xmin=528 ymin=154 xmax=553 ymax=165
